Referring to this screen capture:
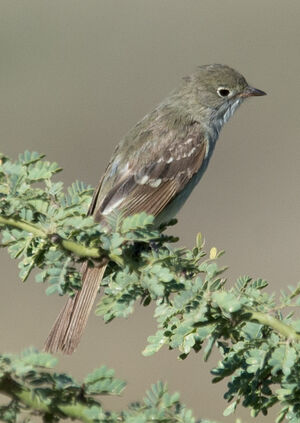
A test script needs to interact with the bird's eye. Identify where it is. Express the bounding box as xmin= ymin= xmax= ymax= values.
xmin=217 ymin=87 xmax=231 ymax=98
